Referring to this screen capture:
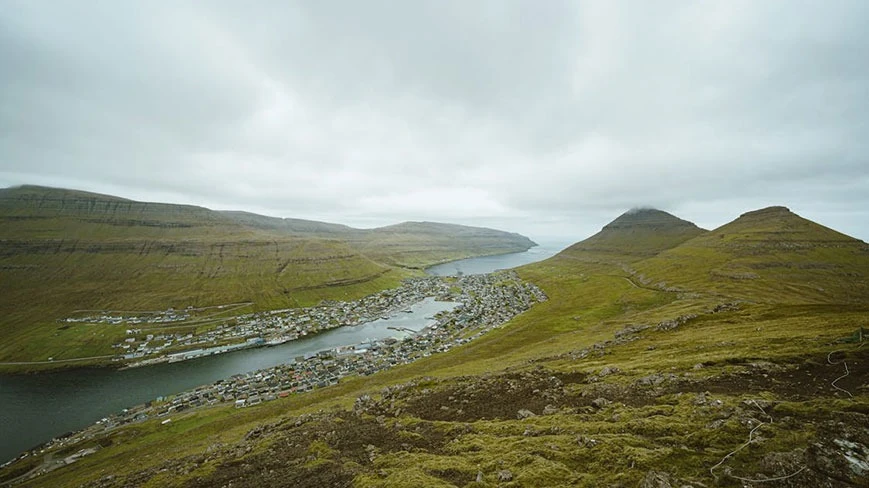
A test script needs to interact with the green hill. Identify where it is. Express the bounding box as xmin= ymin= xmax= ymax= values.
xmin=347 ymin=221 xmax=538 ymax=269
xmin=561 ymin=207 xmax=707 ymax=262
xmin=218 ymin=211 xmax=357 ymax=236
xmin=219 ymin=212 xmax=538 ymax=268
xmin=633 ymin=206 xmax=869 ymax=303
xmin=3 ymin=205 xmax=867 ymax=487
xmin=0 ymin=185 xmax=534 ymax=368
